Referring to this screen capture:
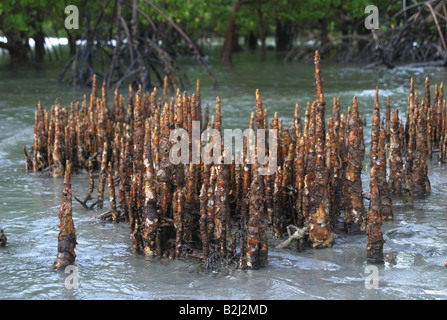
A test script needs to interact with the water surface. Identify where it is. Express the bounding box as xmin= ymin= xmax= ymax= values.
xmin=0 ymin=51 xmax=446 ymax=300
